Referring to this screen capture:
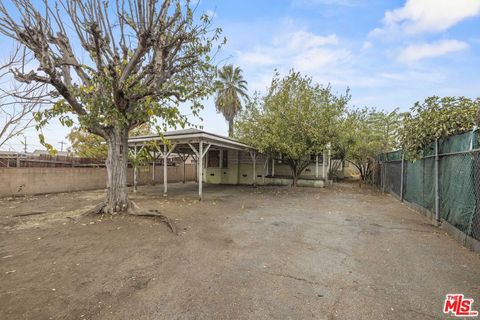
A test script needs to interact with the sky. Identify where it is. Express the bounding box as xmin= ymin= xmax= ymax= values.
xmin=1 ymin=0 xmax=480 ymax=152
